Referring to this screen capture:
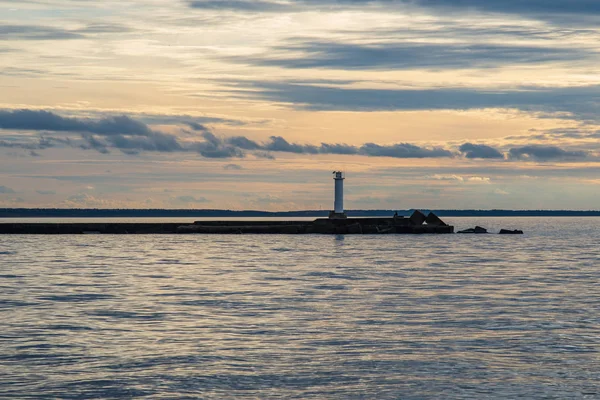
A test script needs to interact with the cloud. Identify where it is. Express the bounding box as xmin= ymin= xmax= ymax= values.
xmin=0 ymin=185 xmax=15 ymax=194
xmin=0 ymin=137 xmax=55 ymax=150
xmin=104 ymin=131 xmax=182 ymax=153
xmin=229 ymin=135 xmax=453 ymax=159
xmin=0 ymin=109 xmax=151 ymax=136
xmin=185 ymin=0 xmax=600 ymax=23
xmin=0 ymin=23 xmax=133 ymax=41
xmin=185 ymin=121 xmax=210 ymax=132
xmin=264 ymin=136 xmax=319 ymax=154
xmin=319 ymin=143 xmax=359 ymax=155
xmin=460 ymin=143 xmax=504 ymax=159
xmin=0 ymin=25 xmax=84 ymax=41
xmin=508 ymin=145 xmax=588 ymax=160
xmin=227 ymin=136 xmax=262 ymax=150
xmin=0 ymin=109 xmax=451 ymax=160
xmin=0 ymin=109 xmax=185 ymax=154
xmin=253 ymin=151 xmax=276 ymax=159
xmin=410 ymin=0 xmax=600 ymax=22
xmin=187 ymin=0 xmax=289 ymax=11
xmin=80 ymin=135 xmax=110 ymax=154
xmin=241 ymin=41 xmax=590 ymax=71
xmin=176 ymin=195 xmax=210 ymax=203
xmin=193 ymin=131 xmax=244 ymax=158
xmin=233 ymin=81 xmax=600 ymax=122
xmin=223 ymin=163 xmax=243 ymax=170
xmin=0 ymin=109 xmax=592 ymax=163
xmin=0 ymin=109 xmax=258 ymax=157
xmin=360 ymin=142 xmax=453 ymax=158
xmin=36 ymin=190 xmax=56 ymax=195
xmin=77 ymin=23 xmax=131 ymax=34
xmin=429 ymin=174 xmax=491 ymax=183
